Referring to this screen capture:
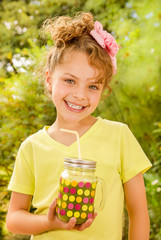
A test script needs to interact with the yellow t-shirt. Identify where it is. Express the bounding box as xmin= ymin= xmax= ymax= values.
xmin=8 ymin=117 xmax=152 ymax=240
